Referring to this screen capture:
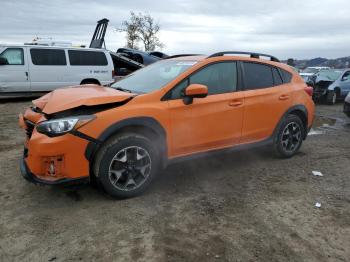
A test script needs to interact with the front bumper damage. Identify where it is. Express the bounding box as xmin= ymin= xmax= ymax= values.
xmin=20 ymin=153 xmax=89 ymax=185
xmin=19 ymin=109 xmax=92 ymax=186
